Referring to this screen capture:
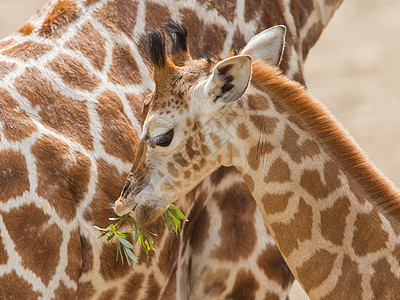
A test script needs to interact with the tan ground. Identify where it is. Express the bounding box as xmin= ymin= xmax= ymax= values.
xmin=1 ymin=1 xmax=399 ymax=299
